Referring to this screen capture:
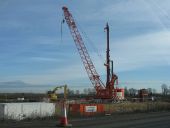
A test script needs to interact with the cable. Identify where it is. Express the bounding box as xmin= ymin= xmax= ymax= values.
xmin=70 ymin=10 xmax=105 ymax=64
xmin=60 ymin=17 xmax=65 ymax=44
